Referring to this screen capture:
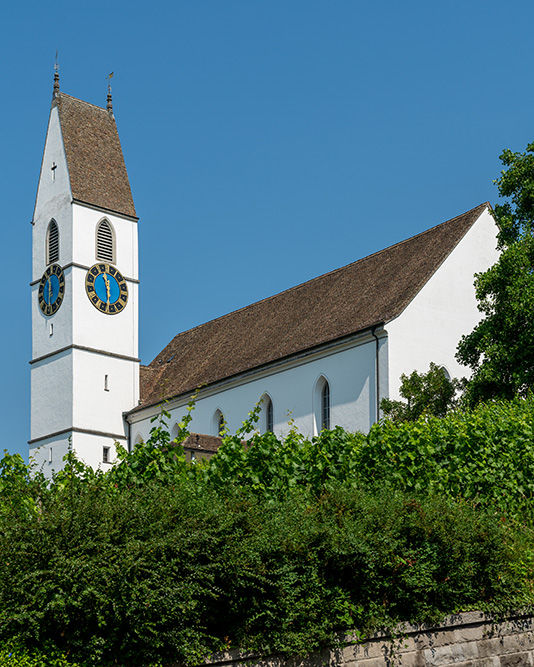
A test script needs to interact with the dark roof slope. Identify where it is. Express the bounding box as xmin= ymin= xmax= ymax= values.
xmin=137 ymin=203 xmax=489 ymax=409
xmin=55 ymin=93 xmax=136 ymax=218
